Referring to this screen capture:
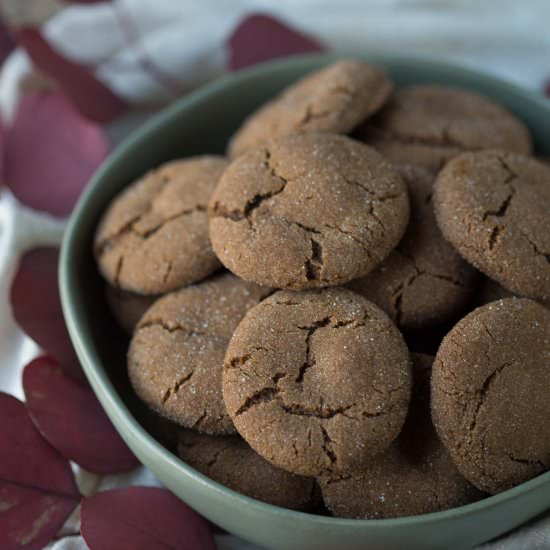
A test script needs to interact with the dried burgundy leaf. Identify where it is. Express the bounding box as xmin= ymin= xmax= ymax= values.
xmin=16 ymin=29 xmax=126 ymax=123
xmin=10 ymin=247 xmax=84 ymax=380
xmin=81 ymin=487 xmax=216 ymax=550
xmin=0 ymin=392 xmax=80 ymax=550
xmin=23 ymin=356 xmax=139 ymax=474
xmin=228 ymin=14 xmax=324 ymax=71
xmin=4 ymin=91 xmax=109 ymax=216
